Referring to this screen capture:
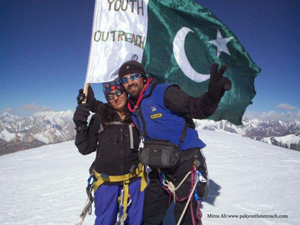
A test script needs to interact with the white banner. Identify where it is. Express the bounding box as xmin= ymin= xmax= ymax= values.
xmin=85 ymin=0 xmax=148 ymax=83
